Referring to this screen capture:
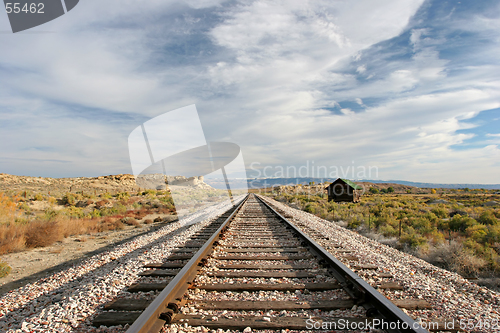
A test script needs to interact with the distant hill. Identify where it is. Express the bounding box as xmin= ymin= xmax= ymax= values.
xmin=233 ymin=177 xmax=500 ymax=190
xmin=360 ymin=179 xmax=500 ymax=190
xmin=0 ymin=173 xmax=215 ymax=195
